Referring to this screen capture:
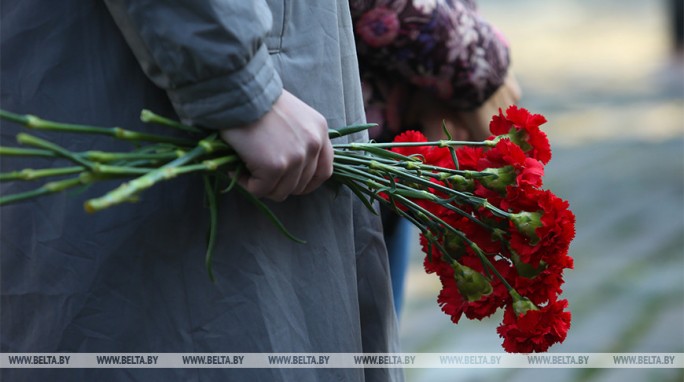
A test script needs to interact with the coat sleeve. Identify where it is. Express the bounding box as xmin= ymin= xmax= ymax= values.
xmin=103 ymin=0 xmax=283 ymax=128
xmin=352 ymin=0 xmax=510 ymax=110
